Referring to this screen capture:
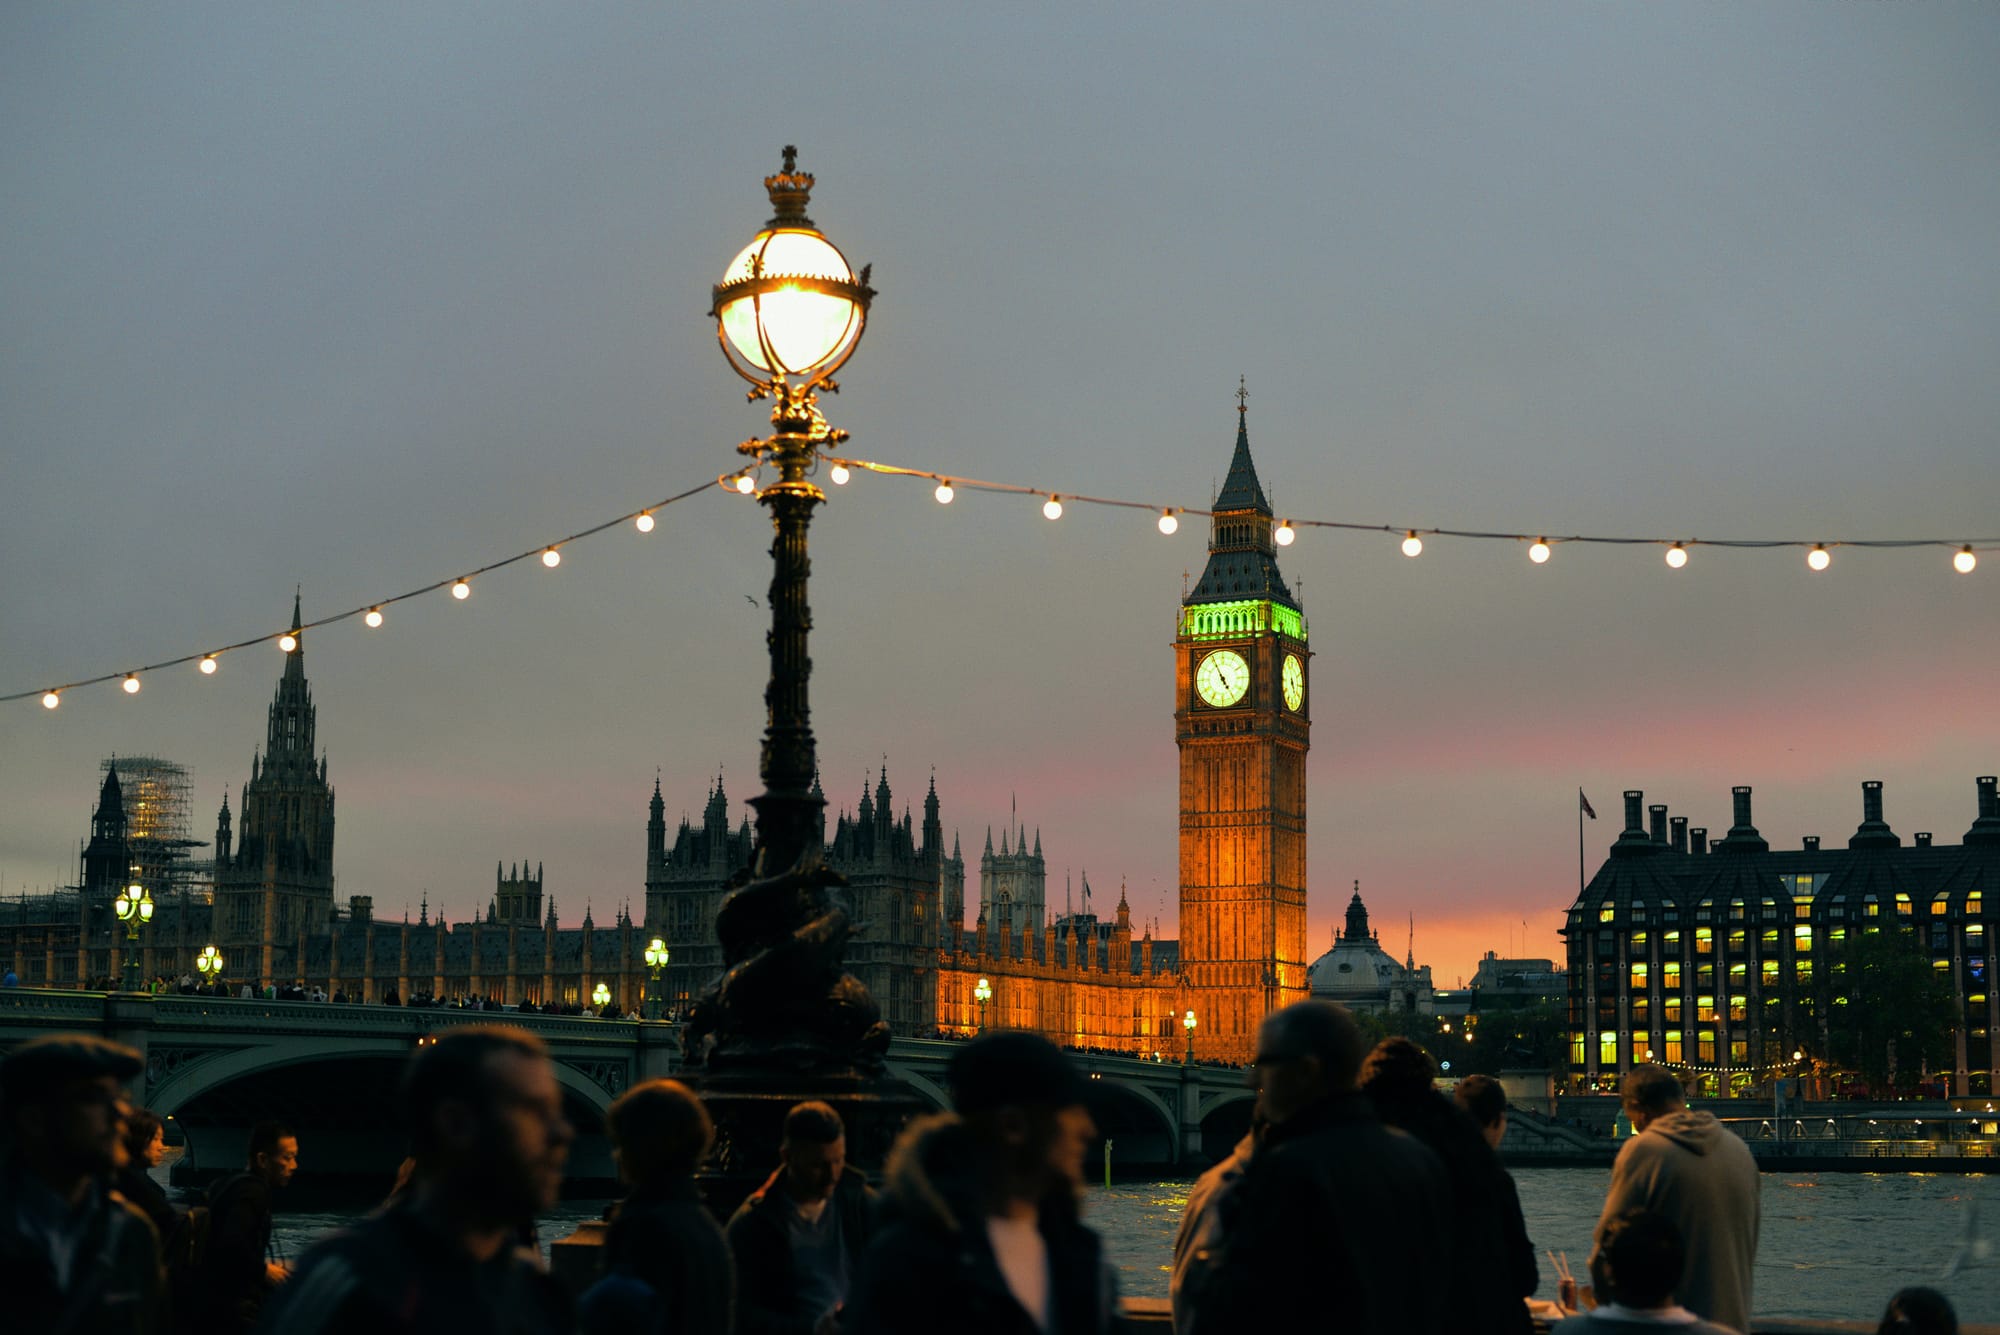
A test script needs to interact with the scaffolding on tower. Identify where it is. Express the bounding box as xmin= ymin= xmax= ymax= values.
xmin=99 ymin=756 xmax=212 ymax=905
